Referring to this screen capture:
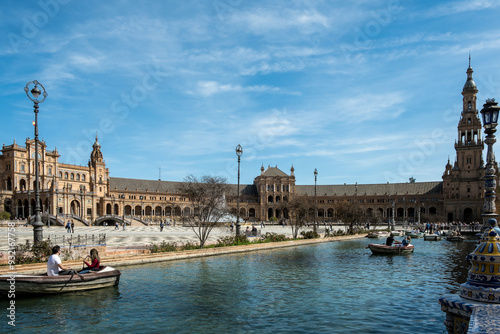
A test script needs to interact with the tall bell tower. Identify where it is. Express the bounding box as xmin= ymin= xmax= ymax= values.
xmin=89 ymin=134 xmax=109 ymax=200
xmin=442 ymin=57 xmax=484 ymax=222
